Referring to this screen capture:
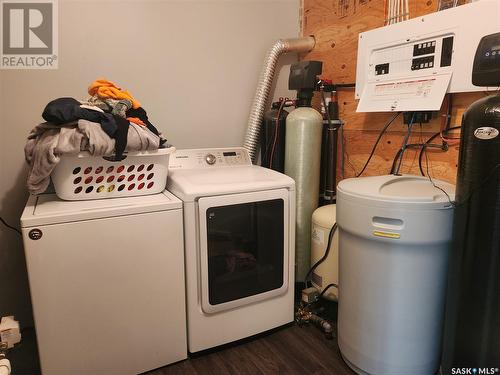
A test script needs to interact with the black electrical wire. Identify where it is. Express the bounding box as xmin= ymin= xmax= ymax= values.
xmin=388 ymin=143 xmax=442 ymax=174
xmin=423 ymin=146 xmax=454 ymax=206
xmin=0 ymin=217 xmax=22 ymax=236
xmin=393 ymin=113 xmax=415 ymax=175
xmin=320 ymin=90 xmax=332 ymax=129
xmin=419 ymin=126 xmax=461 ymax=176
xmin=445 ymin=93 xmax=453 ymax=132
xmin=268 ymin=99 xmax=286 ymax=169
xmin=304 ymin=223 xmax=337 ymax=288
xmin=263 ymin=99 xmax=284 ymax=166
xmin=390 ymin=147 xmax=409 ymax=175
xmin=319 ymin=283 xmax=338 ymax=299
xmin=420 ymin=125 xmax=498 ymax=208
xmin=356 ymin=112 xmax=401 ymax=177
xmin=334 ymin=83 xmax=356 ymax=89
